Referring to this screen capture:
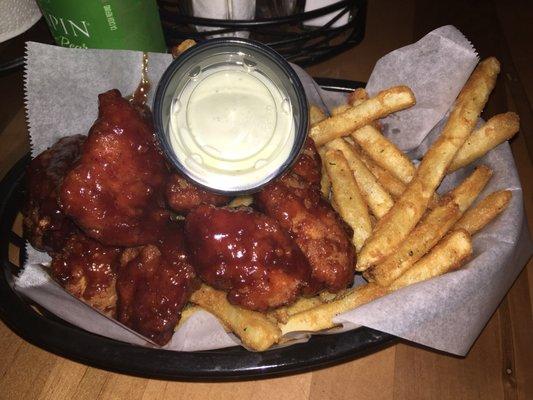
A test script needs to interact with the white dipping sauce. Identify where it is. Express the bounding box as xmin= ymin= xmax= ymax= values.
xmin=169 ymin=64 xmax=295 ymax=192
